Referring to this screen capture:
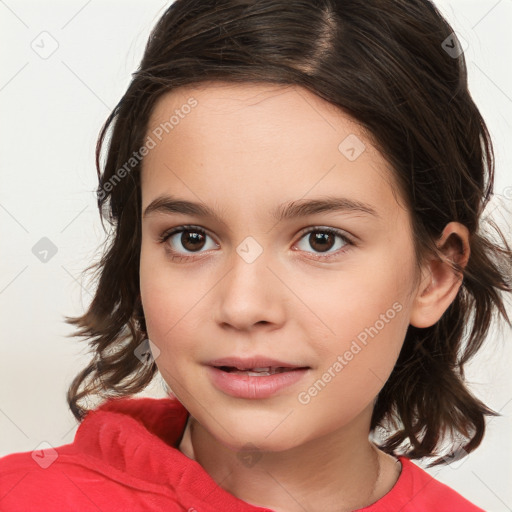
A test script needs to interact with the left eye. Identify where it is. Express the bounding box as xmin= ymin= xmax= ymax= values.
xmin=295 ymin=227 xmax=351 ymax=256
xmin=159 ymin=225 xmax=352 ymax=259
